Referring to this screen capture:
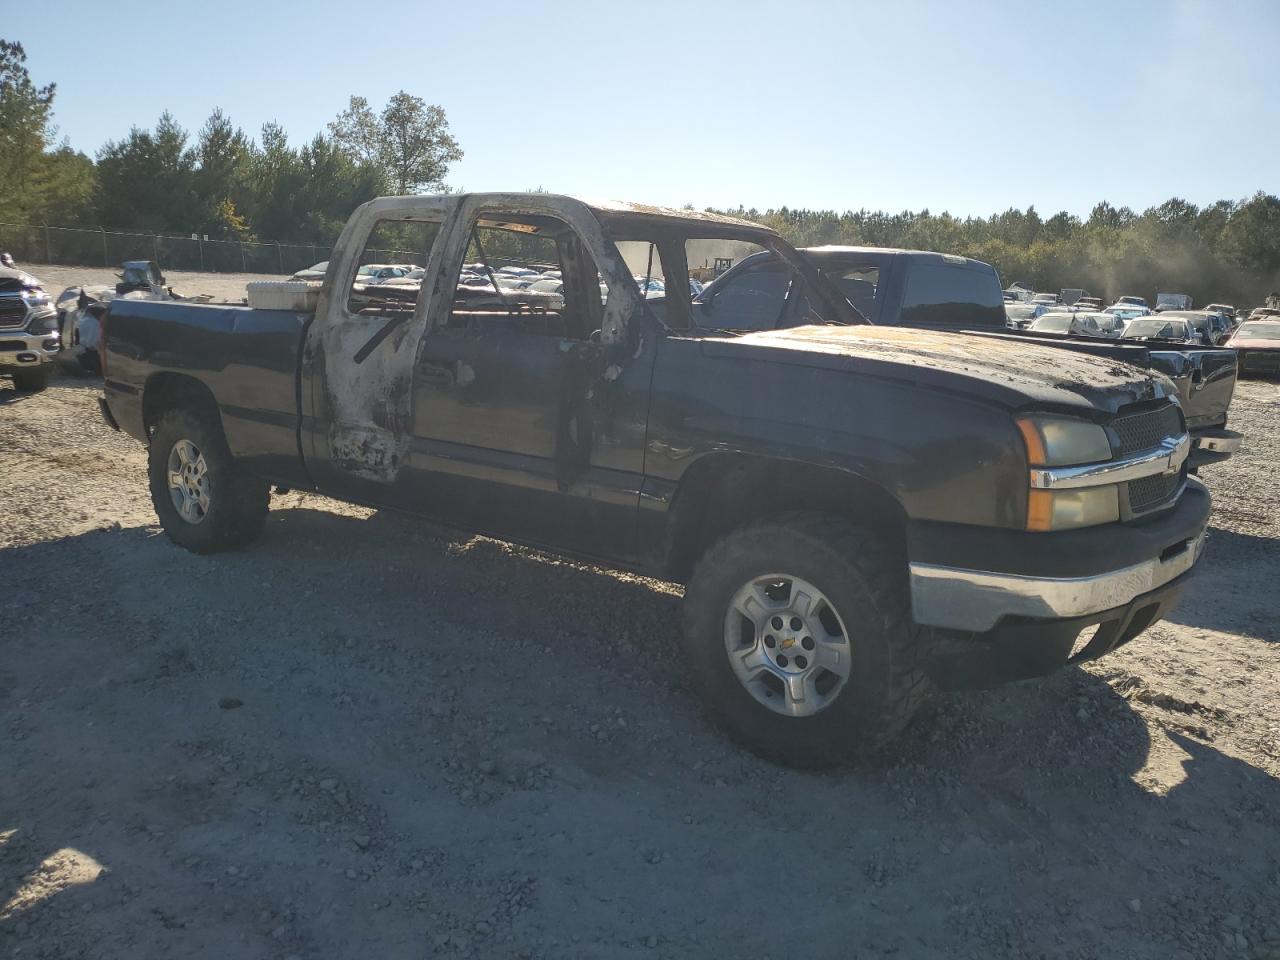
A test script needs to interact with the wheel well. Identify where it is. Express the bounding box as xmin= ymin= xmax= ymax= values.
xmin=142 ymin=373 xmax=222 ymax=439
xmin=664 ymin=455 xmax=908 ymax=582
